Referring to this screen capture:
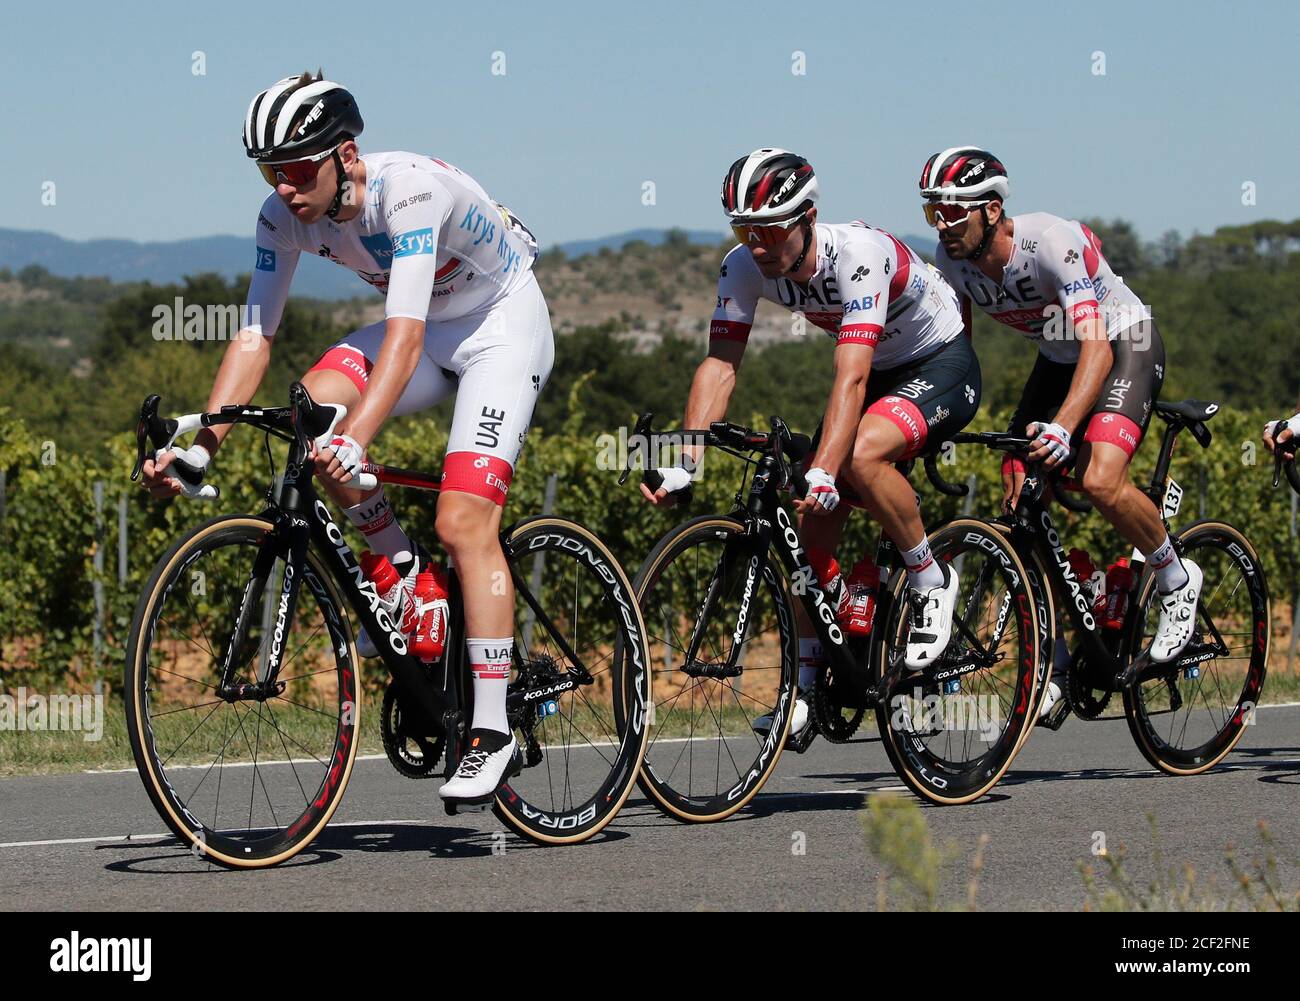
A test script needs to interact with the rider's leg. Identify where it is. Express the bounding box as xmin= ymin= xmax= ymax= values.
xmin=840 ymin=416 xmax=937 ymax=587
xmin=435 ymin=275 xmax=554 ymax=755
xmin=794 ymin=502 xmax=853 ymax=687
xmin=302 ymin=332 xmax=454 ymax=562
